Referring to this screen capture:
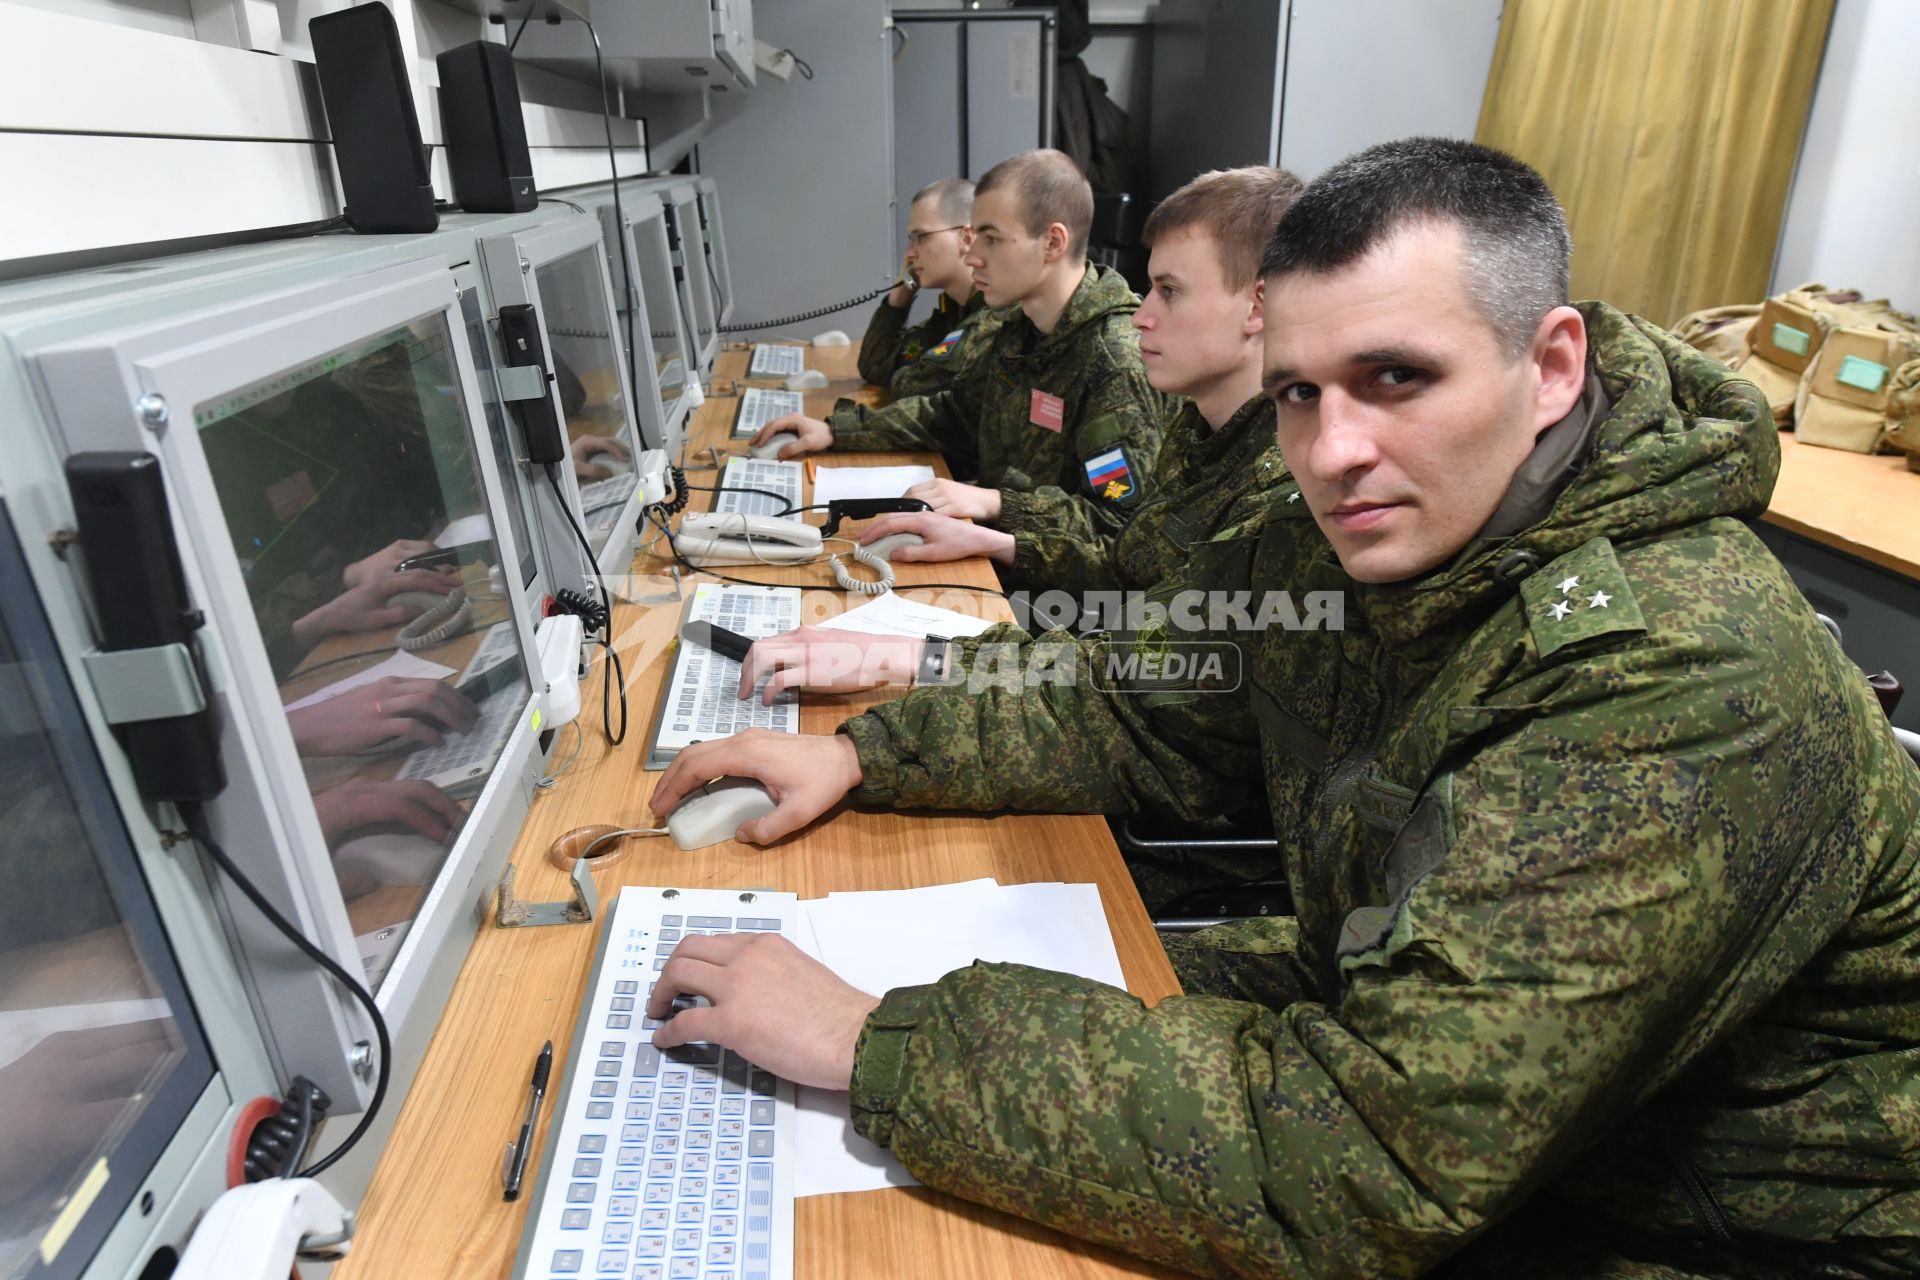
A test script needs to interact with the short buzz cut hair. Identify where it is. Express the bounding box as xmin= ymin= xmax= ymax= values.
xmin=1259 ymin=137 xmax=1572 ymax=356
xmin=1142 ymin=166 xmax=1306 ymax=292
xmin=974 ymin=149 xmax=1095 ymax=259
xmin=912 ymin=177 xmax=975 ymax=228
